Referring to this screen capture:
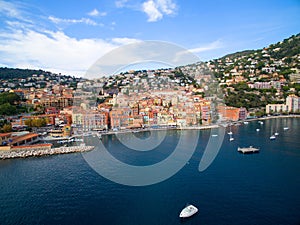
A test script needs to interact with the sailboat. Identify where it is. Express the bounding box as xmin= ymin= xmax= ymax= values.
xmin=228 ymin=122 xmax=233 ymax=135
